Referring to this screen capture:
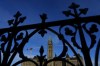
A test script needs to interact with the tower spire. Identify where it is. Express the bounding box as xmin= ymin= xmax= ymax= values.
xmin=47 ymin=38 xmax=53 ymax=60
xmin=48 ymin=37 xmax=52 ymax=45
xmin=47 ymin=38 xmax=53 ymax=66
